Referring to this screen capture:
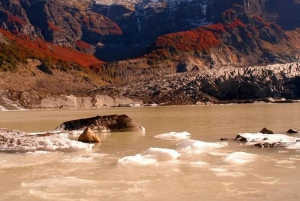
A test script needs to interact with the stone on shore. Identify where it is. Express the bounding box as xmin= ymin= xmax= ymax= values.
xmin=260 ymin=128 xmax=274 ymax=134
xmin=78 ymin=128 xmax=100 ymax=143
